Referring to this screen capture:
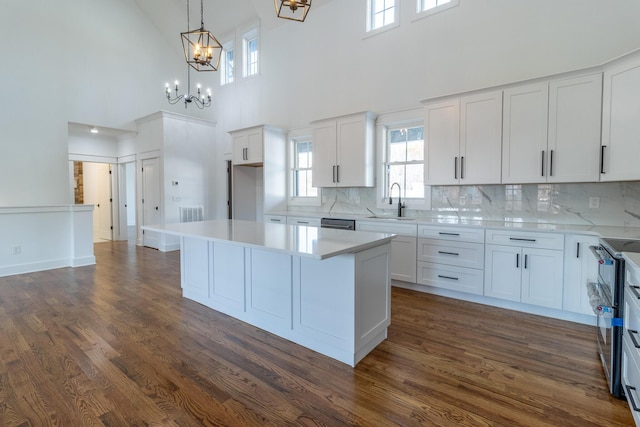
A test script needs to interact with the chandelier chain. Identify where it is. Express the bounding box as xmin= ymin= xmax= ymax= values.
xmin=200 ymin=0 xmax=204 ymax=28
